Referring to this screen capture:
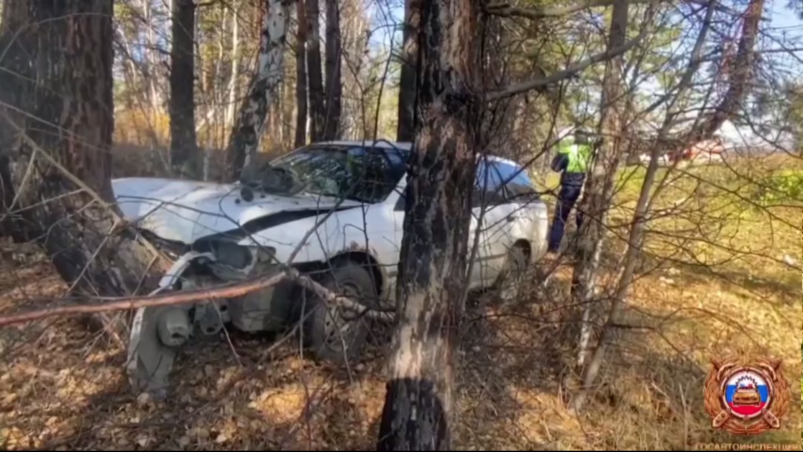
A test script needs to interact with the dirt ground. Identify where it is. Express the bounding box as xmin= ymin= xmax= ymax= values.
xmin=1 ymin=156 xmax=801 ymax=451
xmin=0 ymin=232 xmax=799 ymax=450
